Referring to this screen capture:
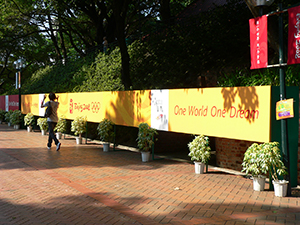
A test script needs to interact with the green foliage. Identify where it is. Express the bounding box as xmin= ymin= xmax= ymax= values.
xmin=10 ymin=110 xmax=22 ymax=125
xmin=24 ymin=112 xmax=35 ymax=126
xmin=5 ymin=0 xmax=300 ymax=94
xmin=0 ymin=109 xmax=6 ymax=121
xmin=130 ymin=0 xmax=252 ymax=89
xmin=97 ymin=118 xmax=115 ymax=143
xmin=73 ymin=49 xmax=124 ymax=92
xmin=217 ymin=65 xmax=300 ymax=87
xmin=136 ymin=123 xmax=158 ymax=152
xmin=37 ymin=118 xmax=48 ymax=131
xmin=5 ymin=110 xmax=13 ymax=123
xmin=71 ymin=116 xmax=87 ymax=136
xmin=54 ymin=115 xmax=67 ymax=133
xmin=241 ymin=142 xmax=288 ymax=181
xmin=188 ymin=135 xmax=211 ymax=163
xmin=22 ymin=55 xmax=95 ymax=94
